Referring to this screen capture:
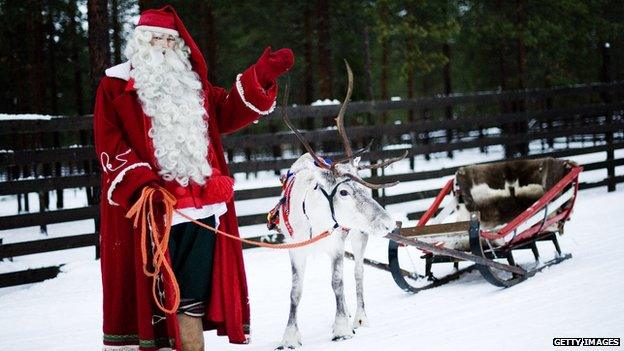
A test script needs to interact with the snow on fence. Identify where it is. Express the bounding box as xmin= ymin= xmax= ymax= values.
xmin=0 ymin=81 xmax=623 ymax=287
